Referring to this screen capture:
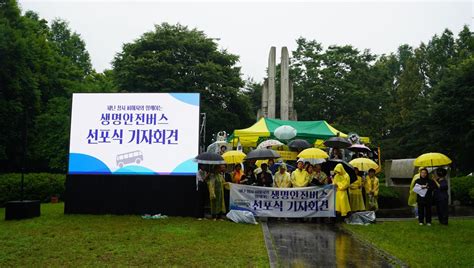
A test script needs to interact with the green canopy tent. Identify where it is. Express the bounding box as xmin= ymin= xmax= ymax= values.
xmin=228 ymin=117 xmax=370 ymax=147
